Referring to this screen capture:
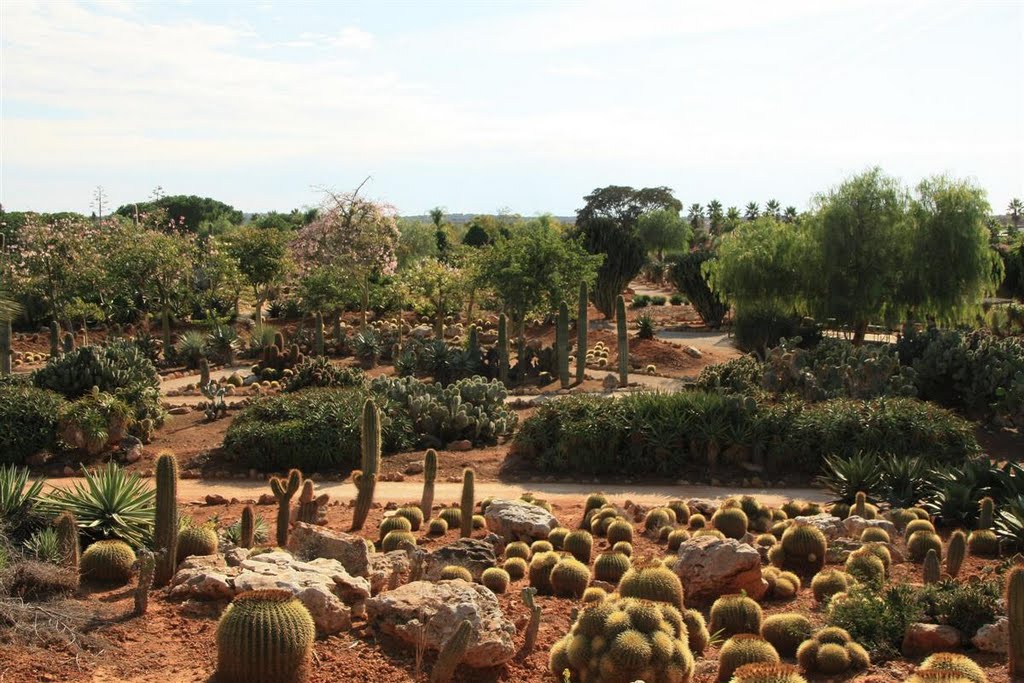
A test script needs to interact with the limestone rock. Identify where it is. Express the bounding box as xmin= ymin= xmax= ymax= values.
xmin=674 ymin=536 xmax=767 ymax=604
xmin=685 ymin=499 xmax=718 ymax=517
xmin=424 ymin=539 xmax=497 ymax=581
xmin=843 ymin=515 xmax=896 ymax=539
xmin=169 ymin=565 xmax=237 ymax=601
xmin=971 ymin=617 xmax=1008 ymax=654
xmin=288 ymin=522 xmax=371 ymax=577
xmin=225 ymin=547 xmax=251 ymax=567
xmin=368 ymin=550 xmax=412 ymax=594
xmin=794 ymin=513 xmax=846 ymax=540
xmin=365 ymin=579 xmax=517 ymax=667
xmin=484 ymin=499 xmax=559 ymax=541
xmin=902 ymin=623 xmax=961 ymax=657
